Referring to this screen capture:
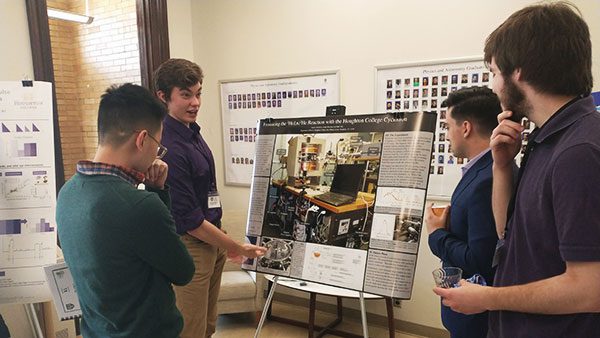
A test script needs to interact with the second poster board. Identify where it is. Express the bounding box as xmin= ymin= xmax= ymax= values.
xmin=375 ymin=57 xmax=534 ymax=199
xmin=220 ymin=71 xmax=340 ymax=186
